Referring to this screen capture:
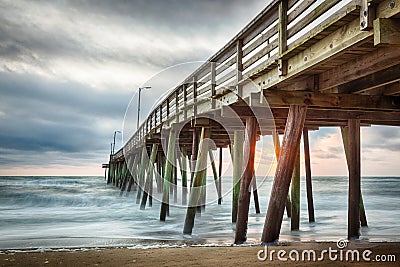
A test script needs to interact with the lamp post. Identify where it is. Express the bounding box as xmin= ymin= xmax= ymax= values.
xmin=112 ymin=130 xmax=121 ymax=155
xmin=137 ymin=86 xmax=151 ymax=130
